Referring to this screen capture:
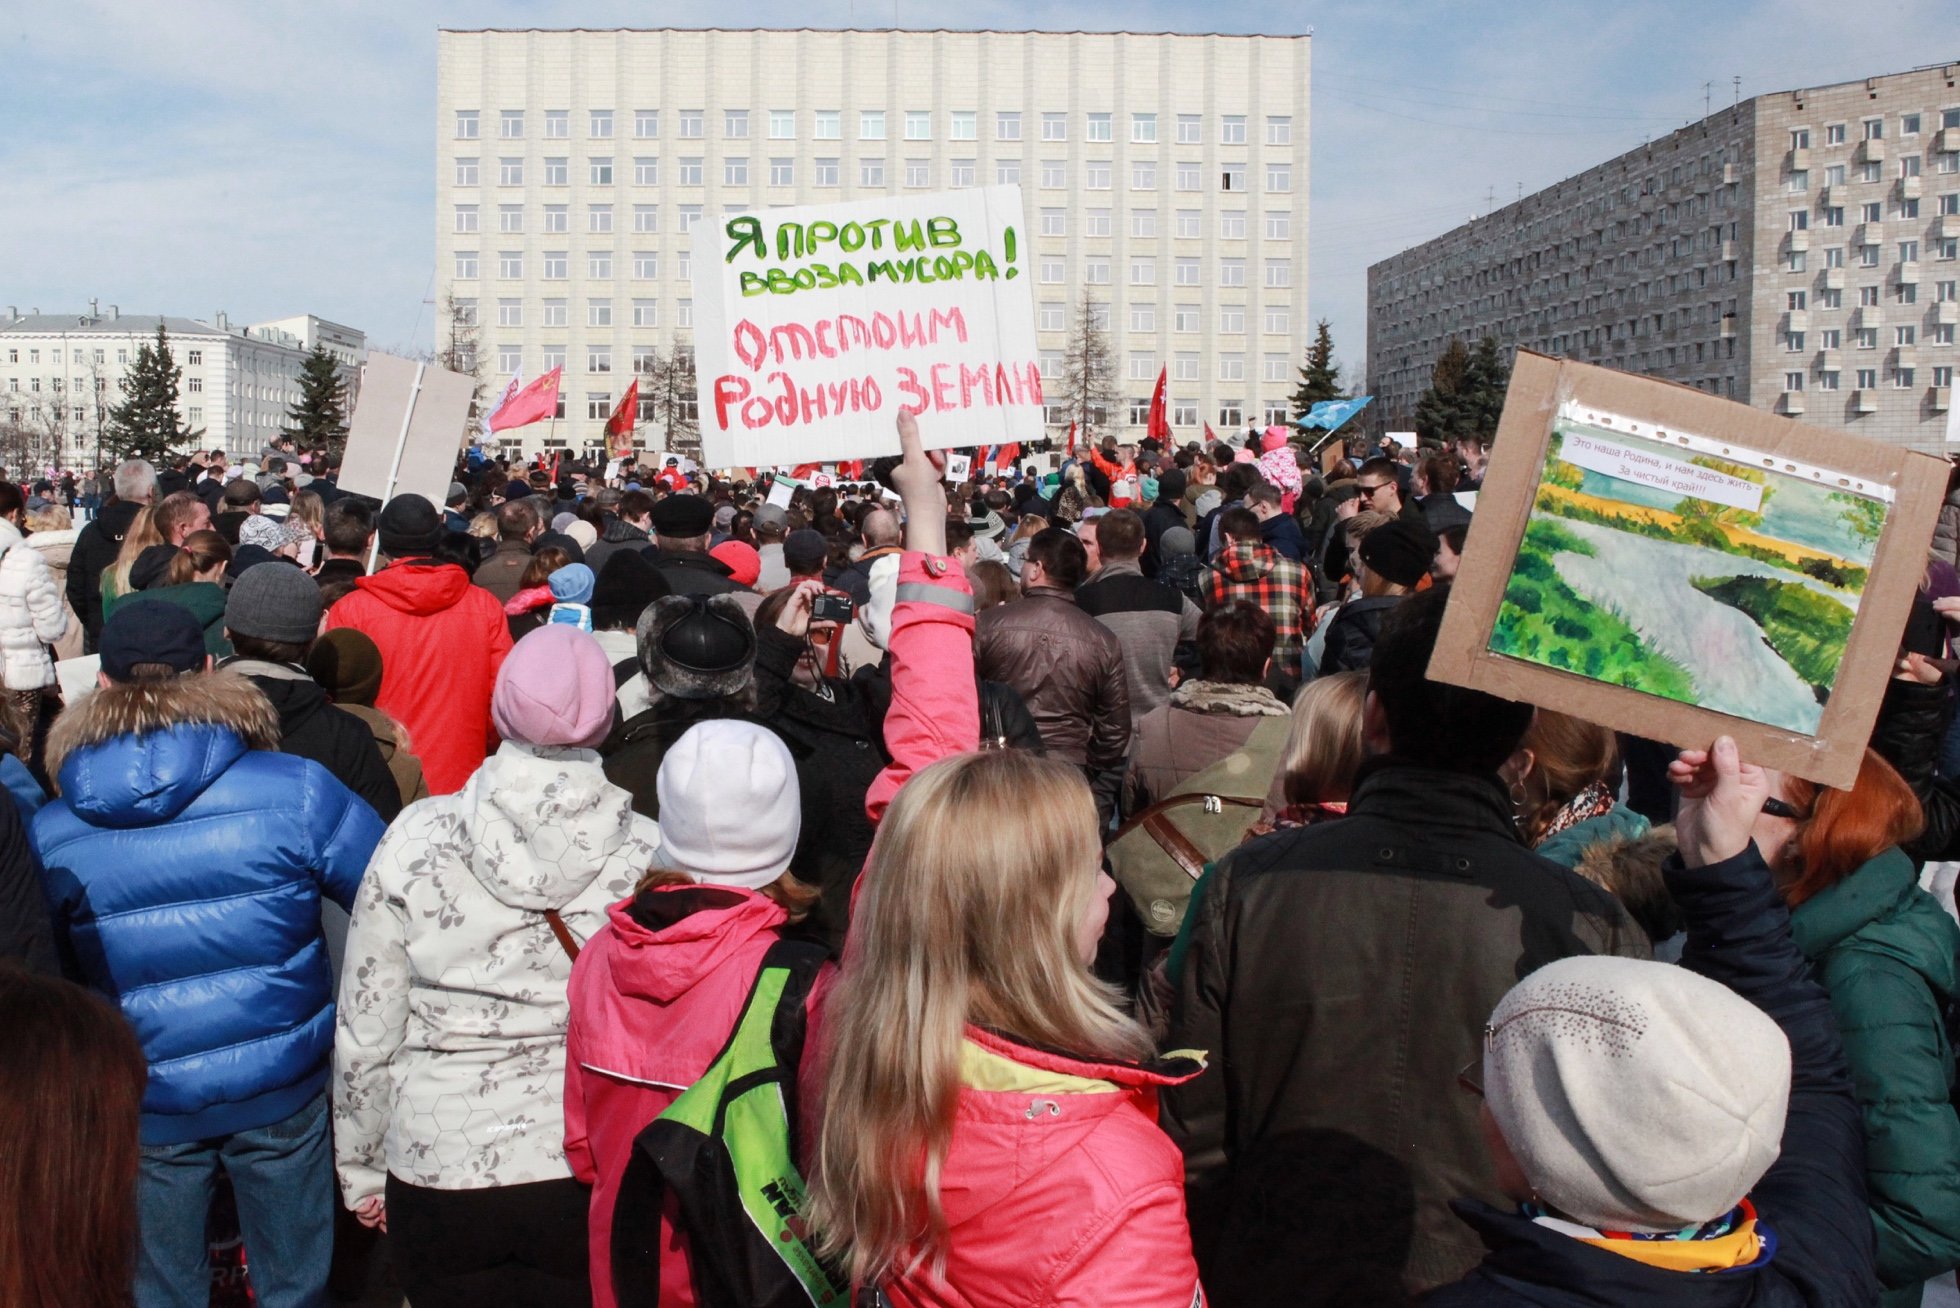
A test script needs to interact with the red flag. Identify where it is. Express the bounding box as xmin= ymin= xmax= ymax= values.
xmin=974 ymin=444 xmax=992 ymax=470
xmin=1203 ymin=422 xmax=1218 ymax=445
xmin=605 ymin=379 xmax=639 ymax=458
xmin=1065 ymin=421 xmax=1077 ymax=457
xmin=790 ymin=462 xmax=821 ymax=480
xmin=488 ymin=367 xmax=562 ymax=432
xmin=1147 ymin=367 xmax=1170 ymax=442
xmin=993 ymin=442 xmax=1020 ymax=471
